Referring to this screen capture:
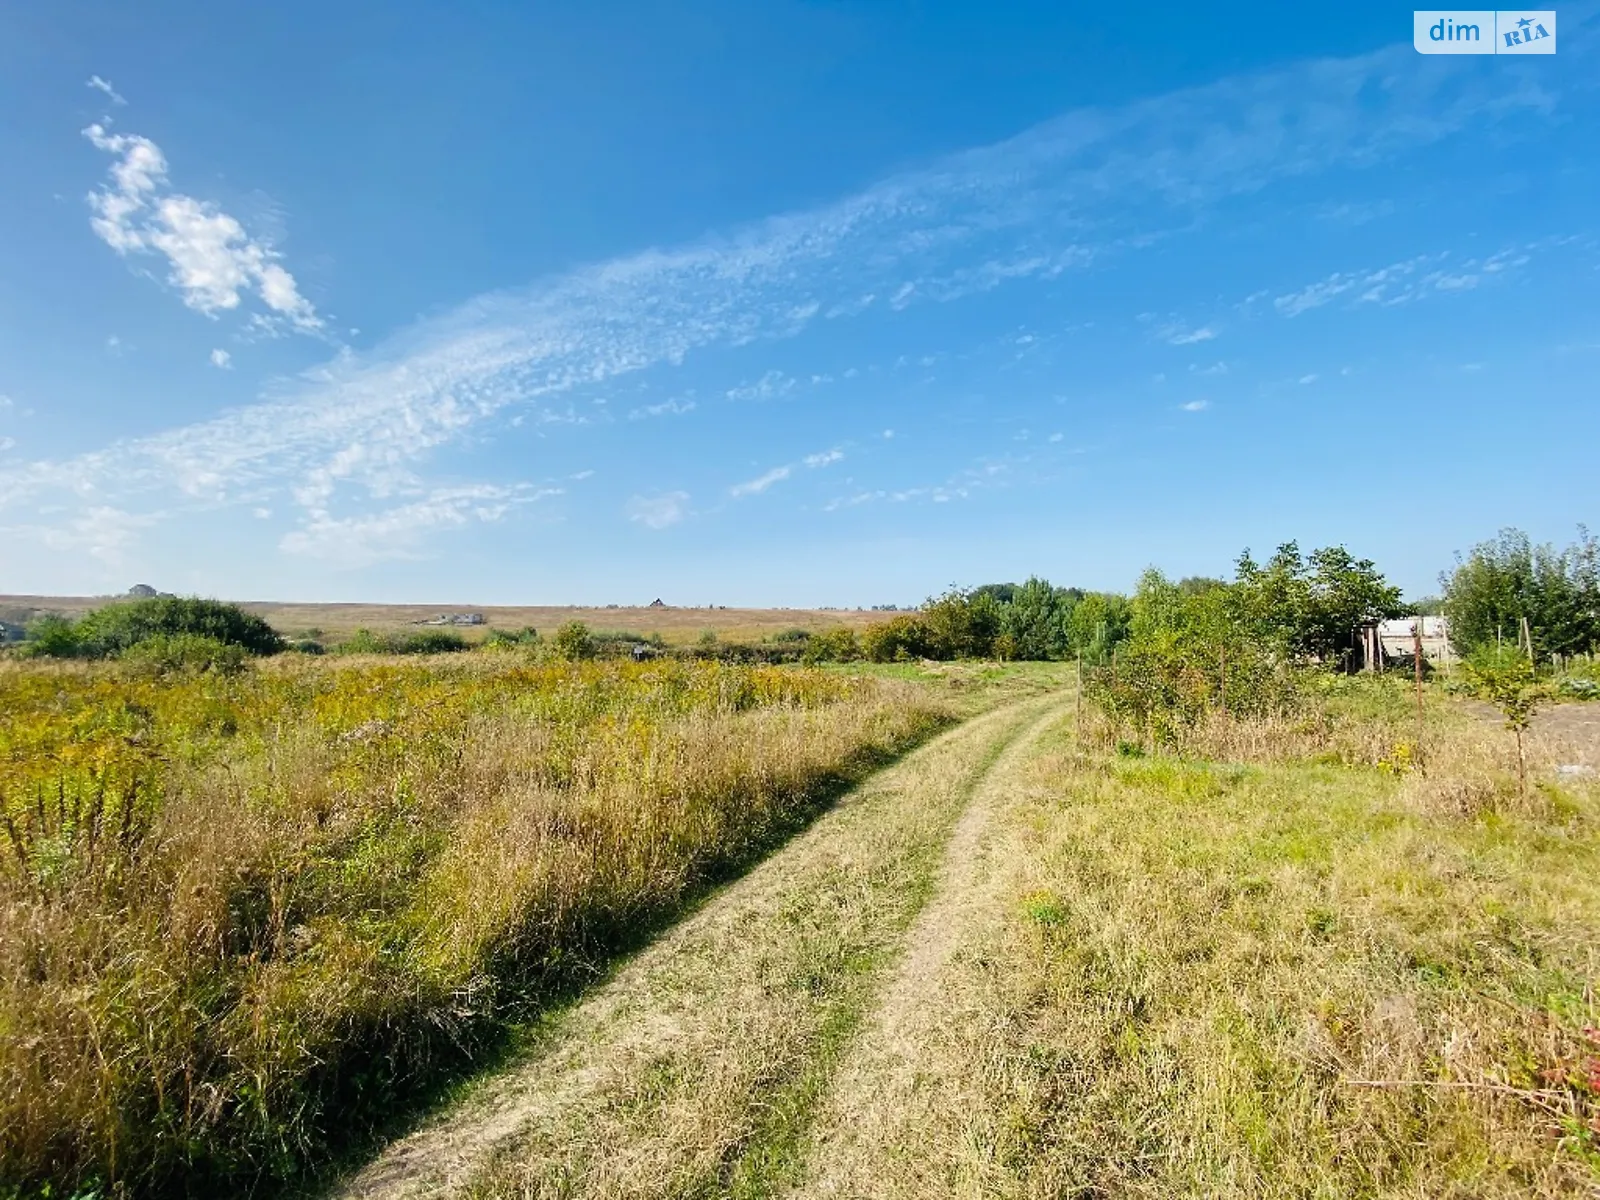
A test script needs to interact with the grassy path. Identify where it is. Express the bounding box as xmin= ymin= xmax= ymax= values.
xmin=335 ymin=691 xmax=1070 ymax=1200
